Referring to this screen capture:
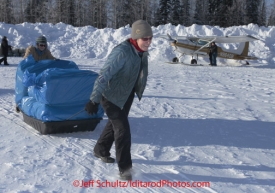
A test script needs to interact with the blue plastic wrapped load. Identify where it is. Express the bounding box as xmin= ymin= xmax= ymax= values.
xmin=22 ymin=59 xmax=79 ymax=87
xmin=15 ymin=56 xmax=36 ymax=105
xmin=26 ymin=68 xmax=98 ymax=105
xmin=15 ymin=56 xmax=104 ymax=125
xmin=21 ymin=96 xmax=104 ymax=122
xmin=15 ymin=56 xmax=79 ymax=107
